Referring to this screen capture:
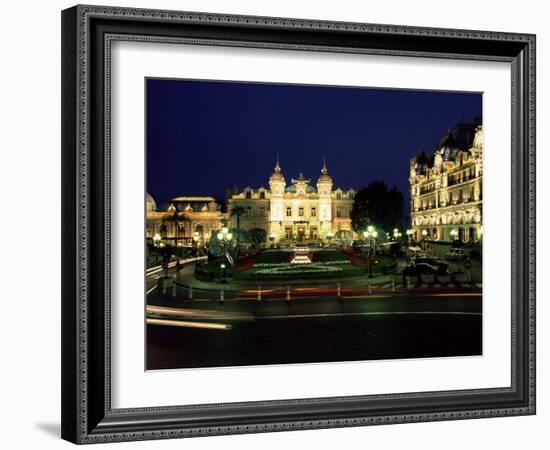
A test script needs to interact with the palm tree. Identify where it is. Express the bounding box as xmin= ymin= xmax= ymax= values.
xmin=162 ymin=210 xmax=190 ymax=248
xmin=230 ymin=206 xmax=246 ymax=230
